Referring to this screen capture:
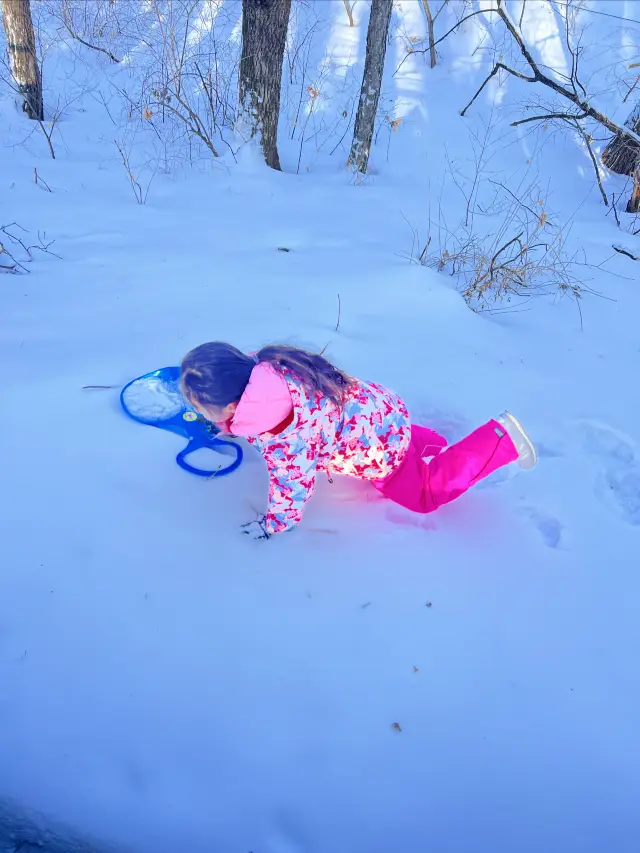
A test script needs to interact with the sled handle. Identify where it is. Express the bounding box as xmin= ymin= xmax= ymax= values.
xmin=176 ymin=437 xmax=243 ymax=478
